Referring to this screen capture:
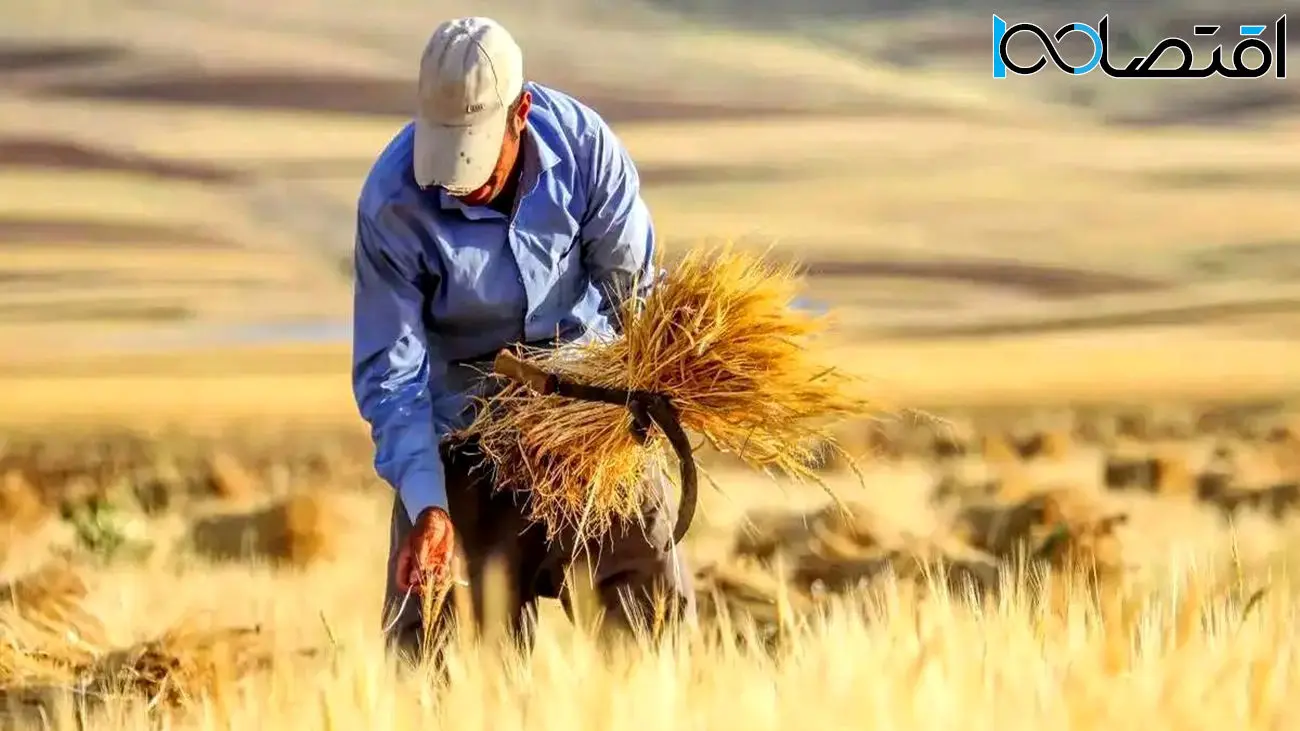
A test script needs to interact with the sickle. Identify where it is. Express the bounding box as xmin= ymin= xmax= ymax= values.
xmin=631 ymin=394 xmax=698 ymax=545
xmin=492 ymin=349 xmax=699 ymax=544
